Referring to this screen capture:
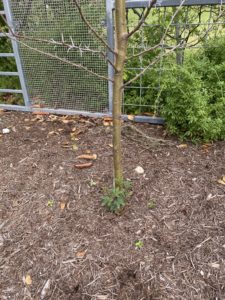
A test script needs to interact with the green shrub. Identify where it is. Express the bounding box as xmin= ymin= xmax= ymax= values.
xmin=160 ymin=65 xmax=224 ymax=142
xmin=125 ymin=33 xmax=225 ymax=142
